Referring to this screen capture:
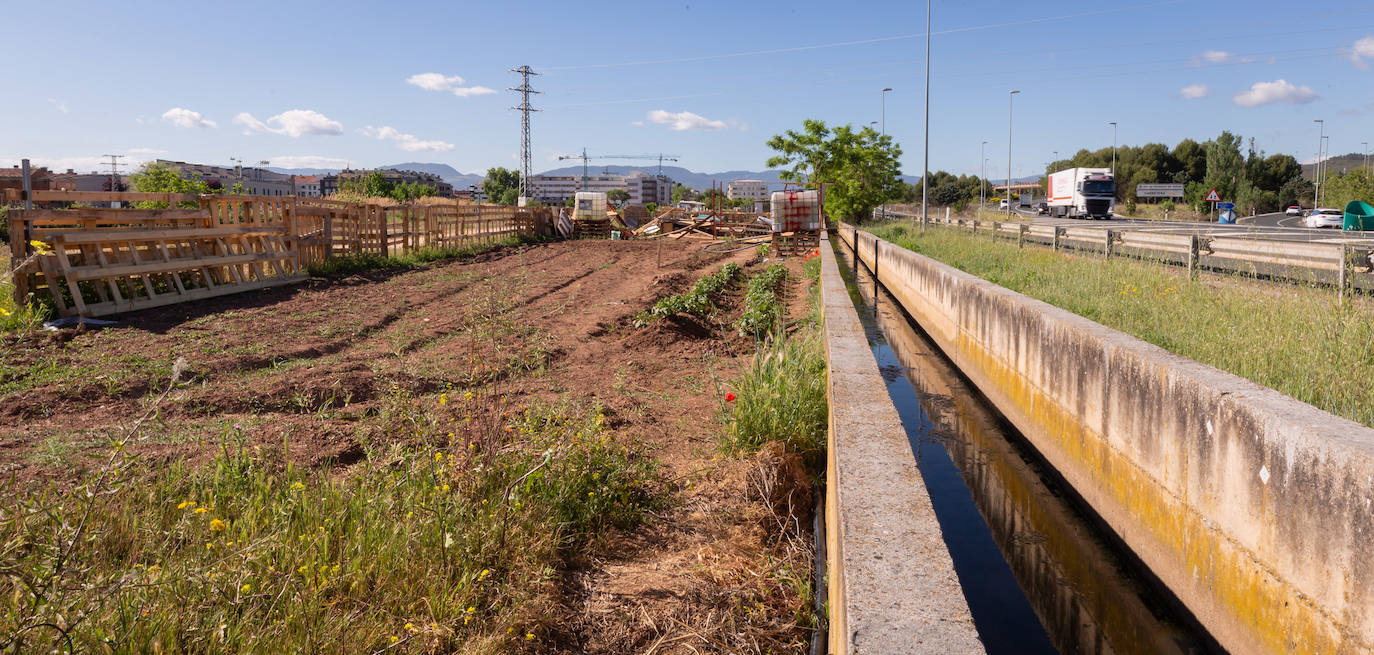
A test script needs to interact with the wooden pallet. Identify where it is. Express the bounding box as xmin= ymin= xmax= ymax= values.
xmin=770 ymin=231 xmax=820 ymax=257
xmin=573 ymin=219 xmax=612 ymax=239
xmin=40 ymin=226 xmax=306 ymax=317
